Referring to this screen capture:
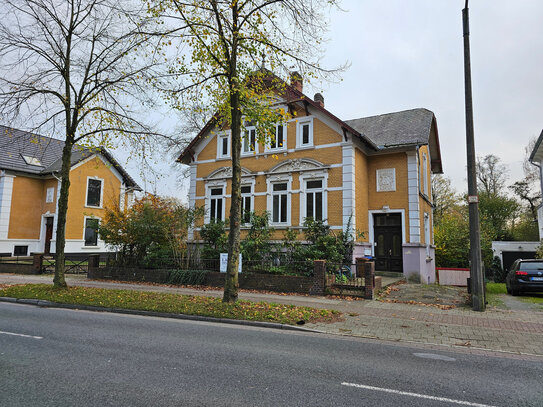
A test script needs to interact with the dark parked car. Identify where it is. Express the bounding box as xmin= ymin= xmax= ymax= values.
xmin=506 ymin=259 xmax=543 ymax=296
